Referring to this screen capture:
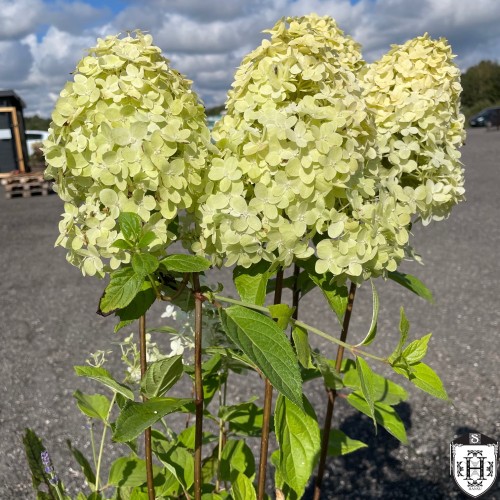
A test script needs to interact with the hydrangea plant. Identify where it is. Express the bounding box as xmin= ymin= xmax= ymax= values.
xmin=44 ymin=31 xmax=212 ymax=276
